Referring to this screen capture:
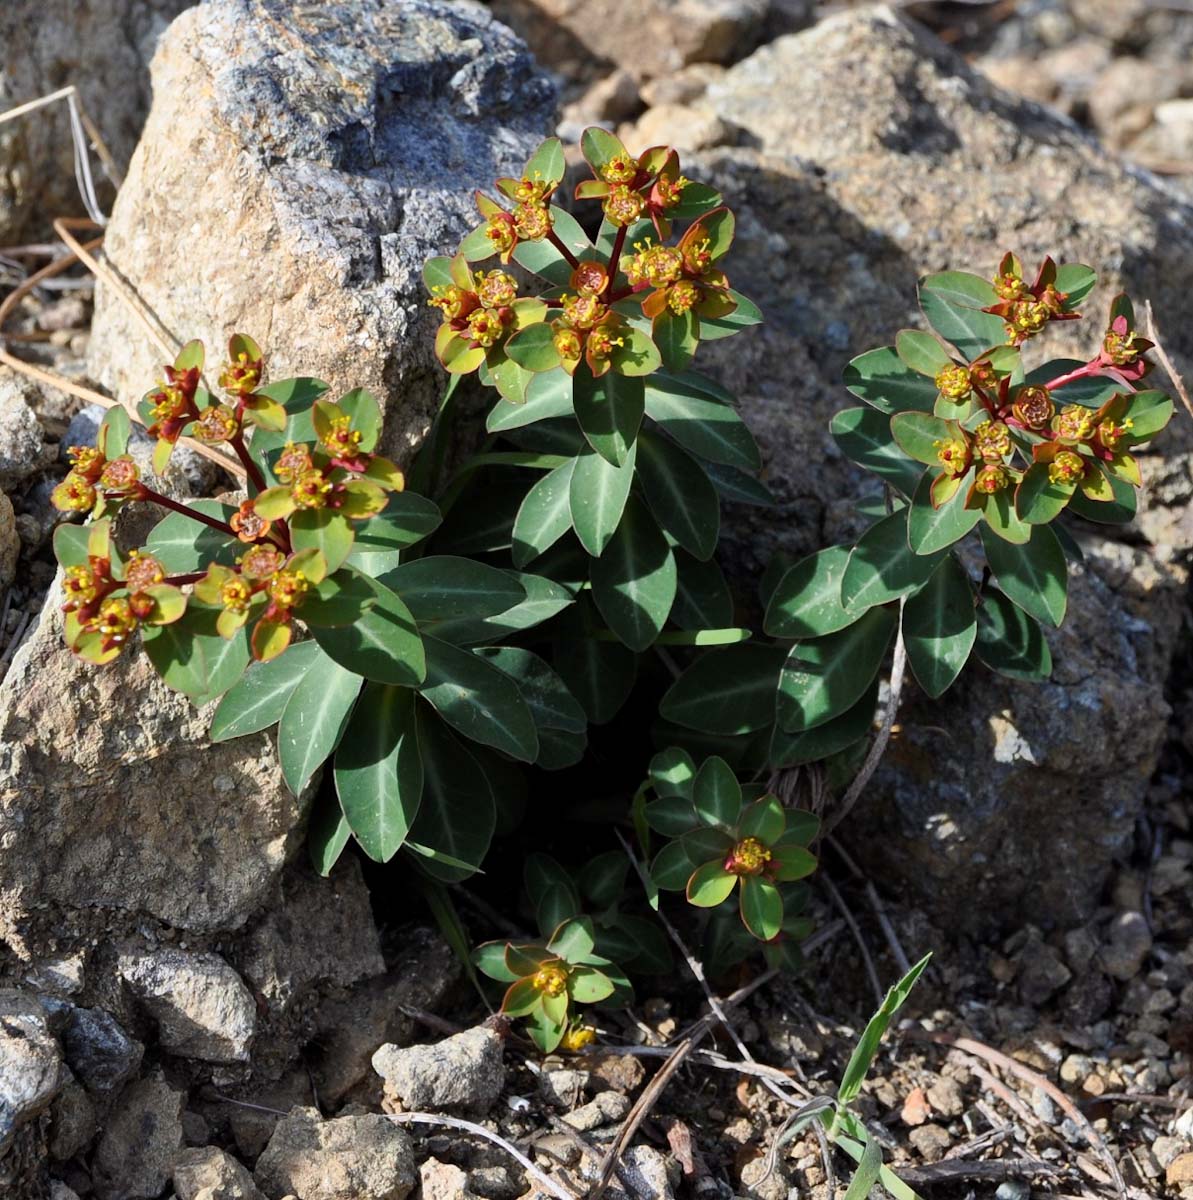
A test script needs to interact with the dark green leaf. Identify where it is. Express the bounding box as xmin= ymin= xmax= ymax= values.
xmin=842 ymin=507 xmax=944 ymax=609
xmin=980 ymin=523 xmax=1067 ymax=628
xmin=277 ymin=646 xmax=363 ymax=794
xmin=311 ymin=573 xmax=426 ymax=685
xmin=830 ymin=407 xmax=923 ymax=497
xmin=770 ymin=681 xmax=879 ymax=767
xmin=918 ymin=271 xmax=1005 ymax=360
xmin=574 ymin=369 xmax=643 ymax=467
xmin=569 ymin=440 xmax=637 ymax=557
xmin=975 ymin=587 xmax=1052 ymax=680
xmin=477 ymin=646 xmax=586 ymax=733
xmin=671 ymin=551 xmax=733 ymax=630
xmin=843 ymin=347 xmax=940 ymax=415
xmin=901 ymin=556 xmax=976 ymax=698
xmin=512 ymin=458 xmax=576 ymax=568
xmin=644 ymin=372 xmax=761 ymax=471
xmin=637 ymin=429 xmax=720 ymax=560
xmin=907 ymin=468 xmax=982 ymax=554
xmin=380 ymin=556 xmax=525 ymax=623
xmin=660 ymin=644 xmax=785 ymax=735
xmin=765 ymin=545 xmax=855 ymax=638
xmin=590 ymin=498 xmax=676 ymax=651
